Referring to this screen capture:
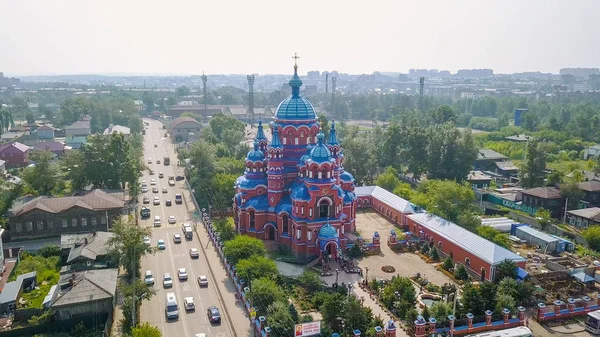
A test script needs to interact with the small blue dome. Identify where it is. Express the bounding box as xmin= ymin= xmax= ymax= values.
xmin=340 ymin=171 xmax=354 ymax=182
xmin=246 ymin=140 xmax=264 ymax=161
xmin=318 ymin=223 xmax=338 ymax=239
xmin=309 ymin=133 xmax=331 ymax=162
